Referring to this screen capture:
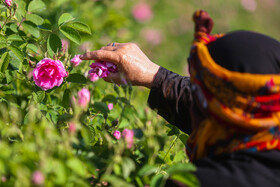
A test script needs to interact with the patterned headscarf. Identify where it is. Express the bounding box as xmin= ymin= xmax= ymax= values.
xmin=186 ymin=10 xmax=280 ymax=161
